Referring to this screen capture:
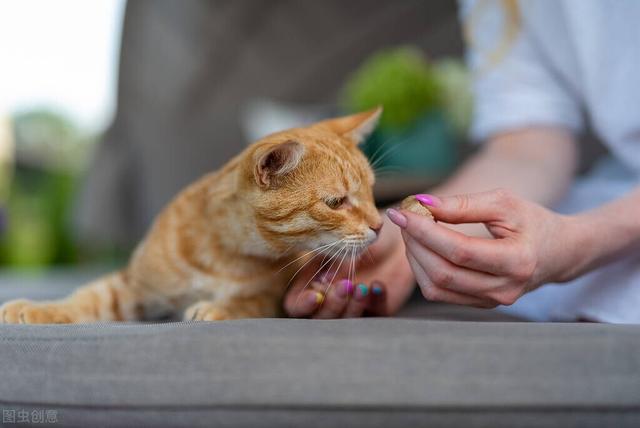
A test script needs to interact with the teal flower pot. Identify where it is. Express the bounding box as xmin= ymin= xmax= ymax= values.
xmin=364 ymin=111 xmax=457 ymax=179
